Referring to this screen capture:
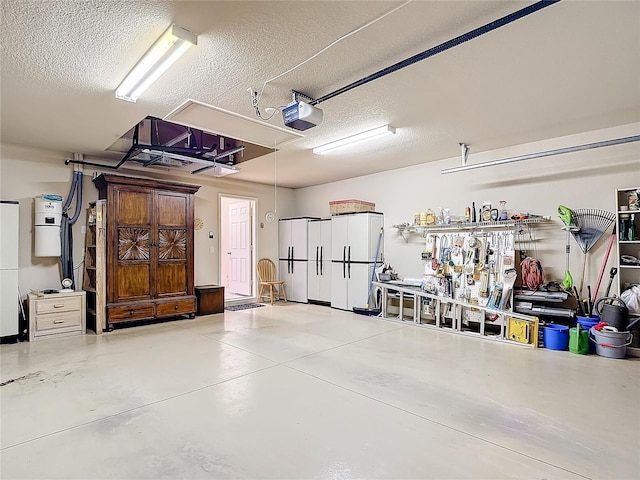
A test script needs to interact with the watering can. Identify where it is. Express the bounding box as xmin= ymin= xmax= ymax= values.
xmin=594 ymin=297 xmax=640 ymax=331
